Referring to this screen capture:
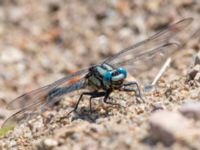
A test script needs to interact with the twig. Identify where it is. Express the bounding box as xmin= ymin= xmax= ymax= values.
xmin=151 ymin=57 xmax=171 ymax=86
